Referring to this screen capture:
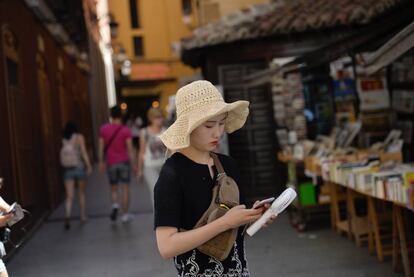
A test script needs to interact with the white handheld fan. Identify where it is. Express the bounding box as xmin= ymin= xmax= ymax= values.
xmin=246 ymin=188 xmax=297 ymax=236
